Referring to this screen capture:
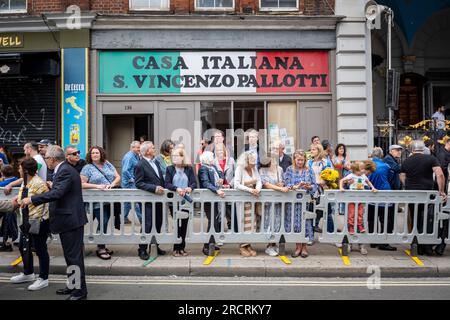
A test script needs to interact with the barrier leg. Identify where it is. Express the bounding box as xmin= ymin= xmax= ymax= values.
xmin=203 ymin=235 xmax=219 ymax=265
xmin=342 ymin=235 xmax=349 ymax=256
xmin=410 ymin=236 xmax=418 ymax=257
xmin=143 ymin=236 xmax=158 ymax=267
xmin=278 ymin=235 xmax=291 ymax=265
